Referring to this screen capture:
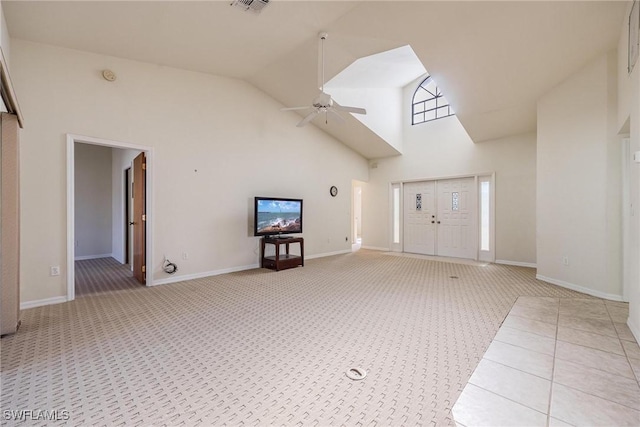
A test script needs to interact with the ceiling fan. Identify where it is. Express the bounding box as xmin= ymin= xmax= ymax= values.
xmin=282 ymin=32 xmax=367 ymax=127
